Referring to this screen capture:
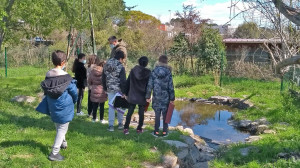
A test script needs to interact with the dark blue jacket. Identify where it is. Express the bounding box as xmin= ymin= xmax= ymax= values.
xmin=36 ymin=69 xmax=78 ymax=124
xmin=145 ymin=62 xmax=175 ymax=110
